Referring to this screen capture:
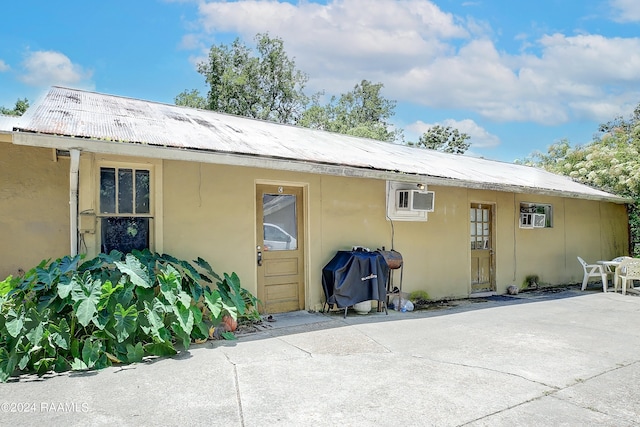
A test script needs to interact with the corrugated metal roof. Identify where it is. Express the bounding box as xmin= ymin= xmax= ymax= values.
xmin=0 ymin=114 xmax=20 ymax=132
xmin=13 ymin=86 xmax=628 ymax=203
